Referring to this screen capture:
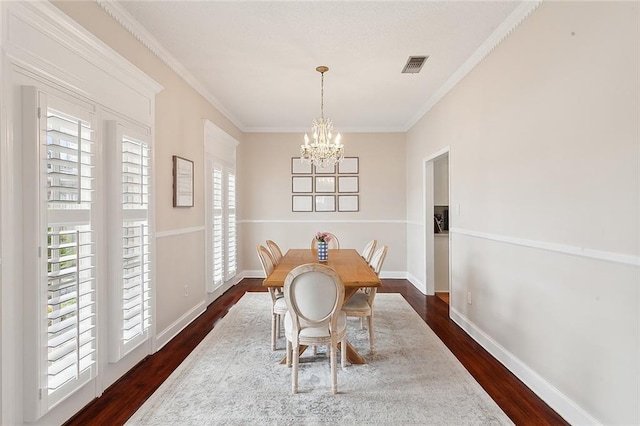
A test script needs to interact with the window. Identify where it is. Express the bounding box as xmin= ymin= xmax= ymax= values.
xmin=43 ymin=98 xmax=98 ymax=411
xmin=204 ymin=120 xmax=239 ymax=293
xmin=108 ymin=122 xmax=152 ymax=362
